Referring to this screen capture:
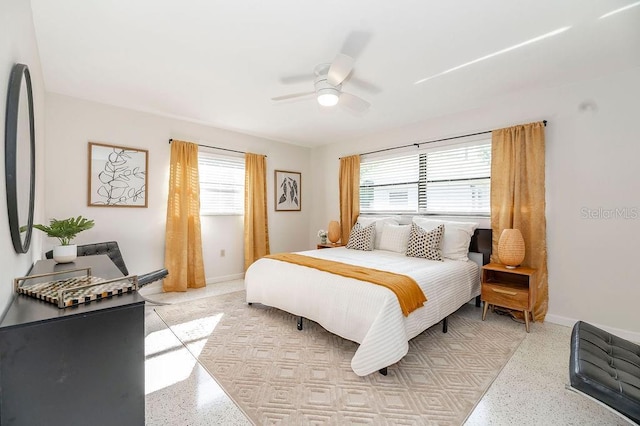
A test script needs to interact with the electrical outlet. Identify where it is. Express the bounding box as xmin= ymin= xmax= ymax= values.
xmin=220 ymin=249 xmax=225 ymax=257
